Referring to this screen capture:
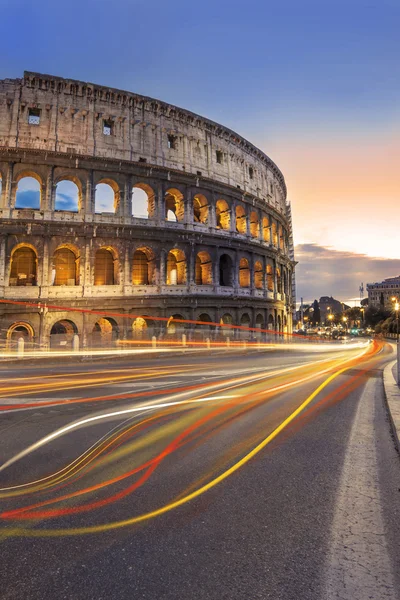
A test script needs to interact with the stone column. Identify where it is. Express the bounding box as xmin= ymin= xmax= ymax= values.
xmin=44 ymin=166 xmax=54 ymax=212
xmin=4 ymin=163 xmax=14 ymax=210
xmin=83 ymin=238 xmax=92 ymax=295
xmin=40 ymin=239 xmax=50 ymax=297
xmin=185 ymin=186 xmax=193 ymax=225
xmin=124 ymin=245 xmax=130 ymax=291
xmin=159 ymin=249 xmax=166 ymax=285
xmin=0 ymin=235 xmax=6 ymax=296
xmin=250 ymin=253 xmax=255 ymax=295
xmin=188 ymin=244 xmax=195 ymax=287
xmin=85 ymin=171 xmax=94 ymax=216
xmin=124 ymin=175 xmax=132 ymax=218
